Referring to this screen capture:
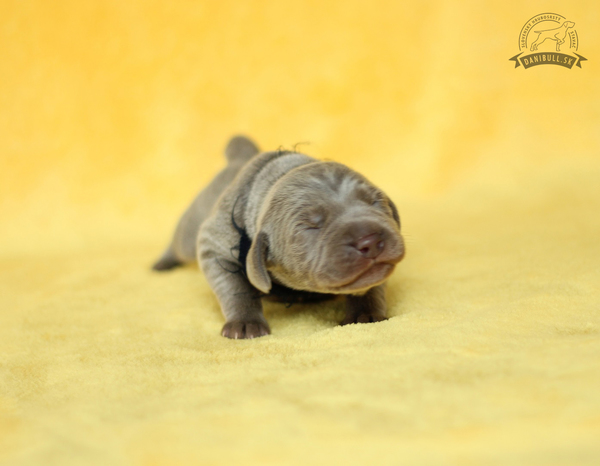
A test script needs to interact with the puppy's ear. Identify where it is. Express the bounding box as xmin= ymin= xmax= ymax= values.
xmin=387 ymin=197 xmax=401 ymax=227
xmin=246 ymin=231 xmax=271 ymax=293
